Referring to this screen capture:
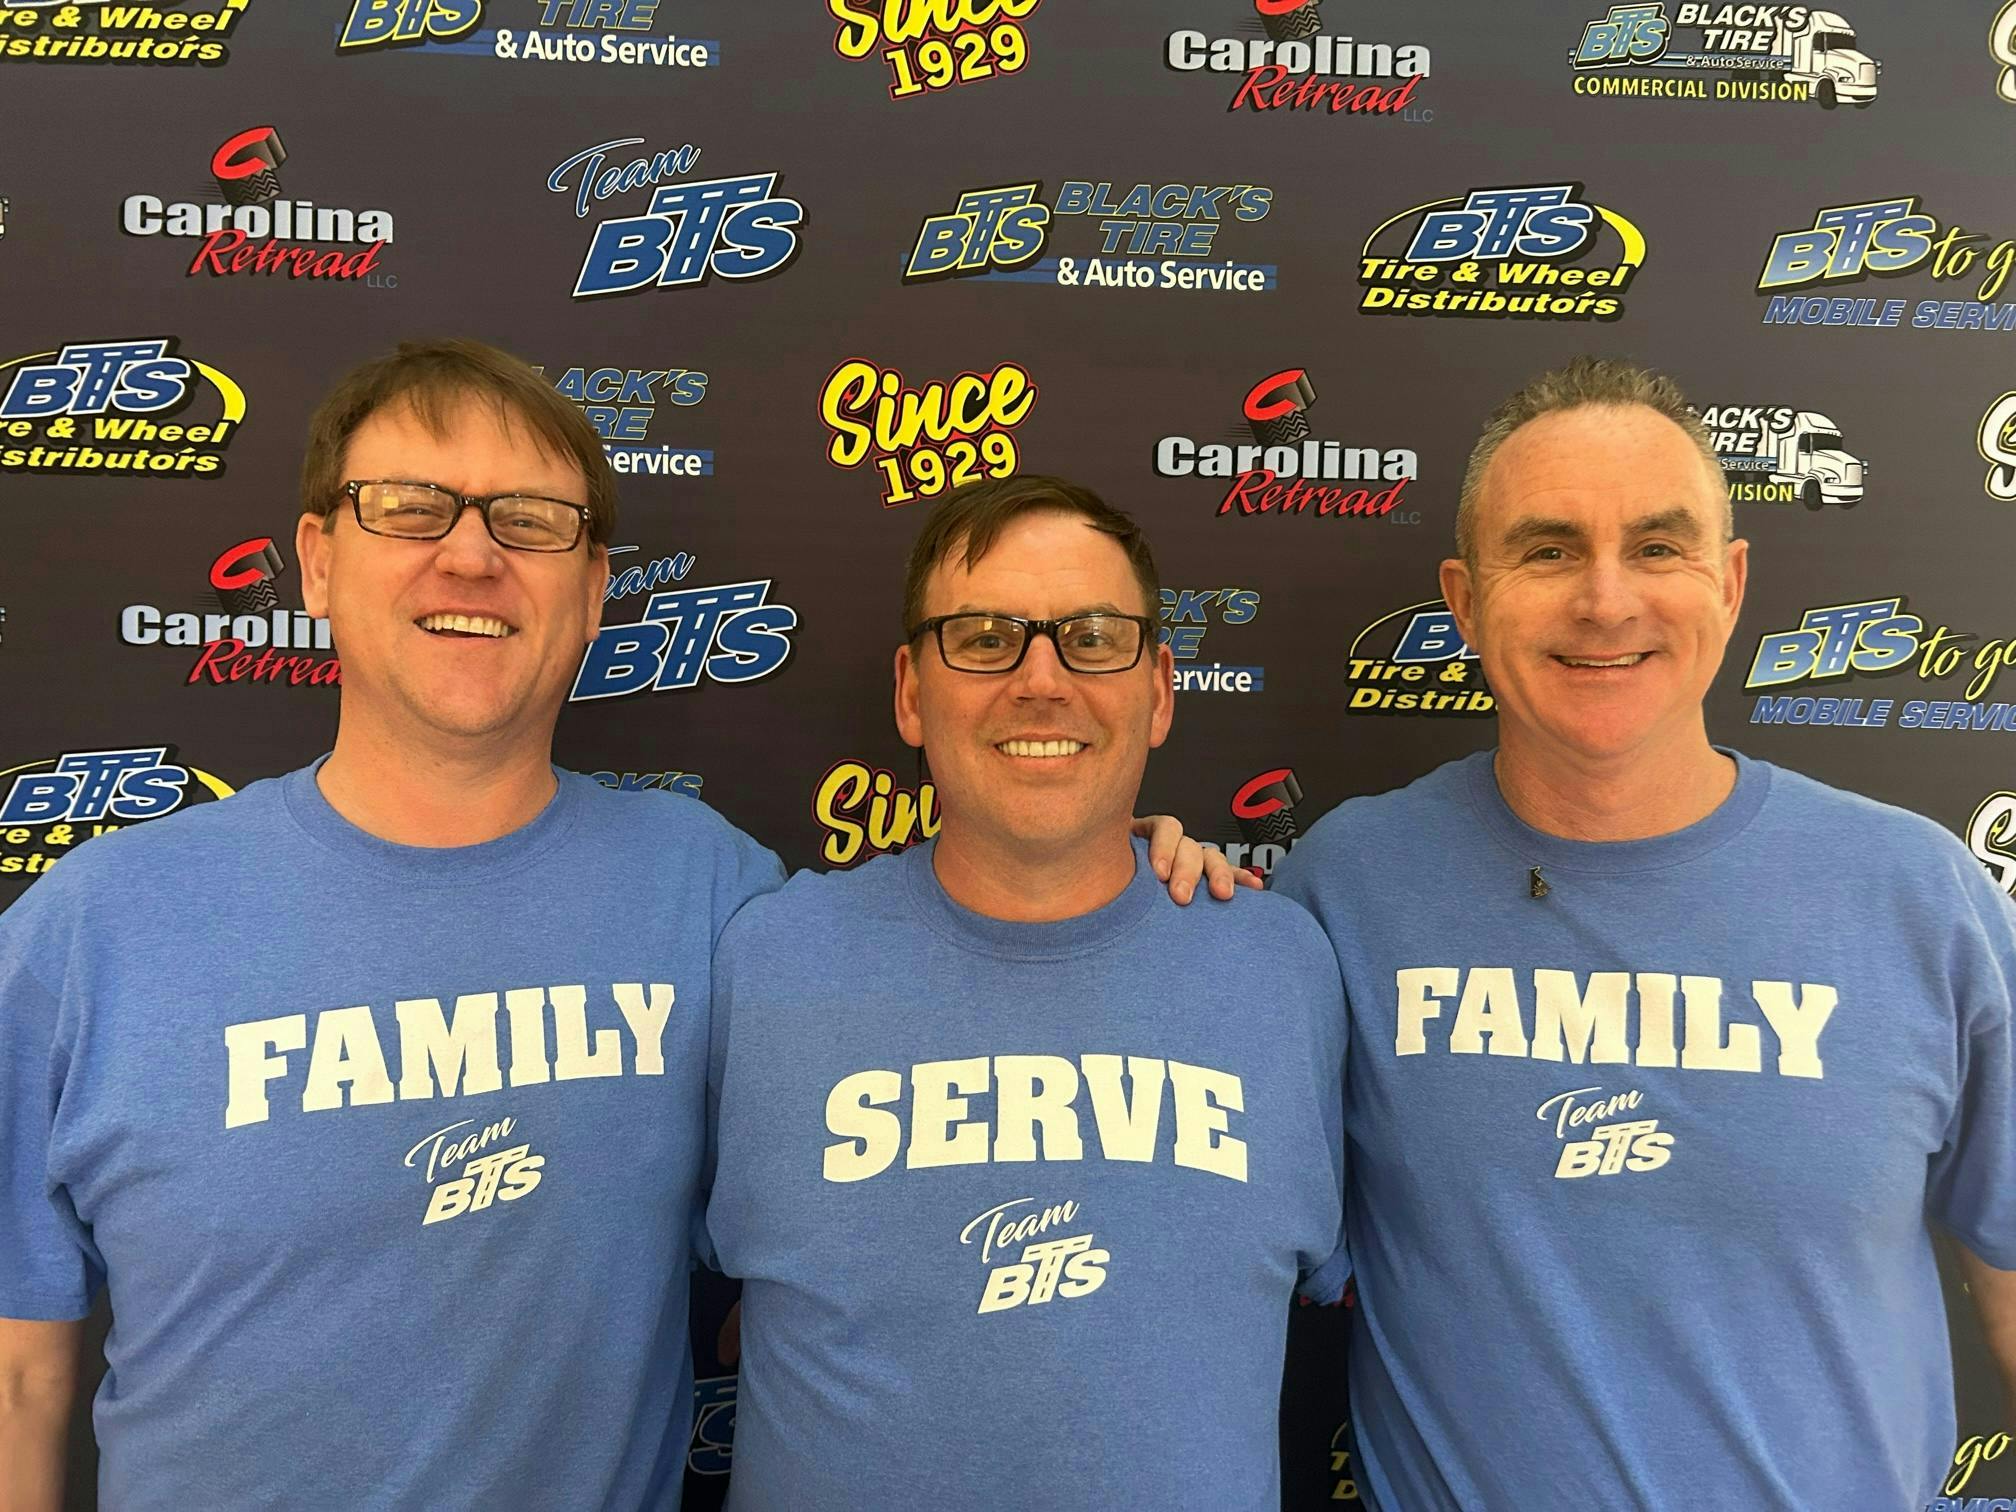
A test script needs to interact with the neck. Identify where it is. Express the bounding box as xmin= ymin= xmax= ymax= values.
xmin=1493 ymin=720 xmax=1735 ymax=842
xmin=316 ymin=709 xmax=560 ymax=848
xmin=929 ymin=821 xmax=1139 ymax=924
